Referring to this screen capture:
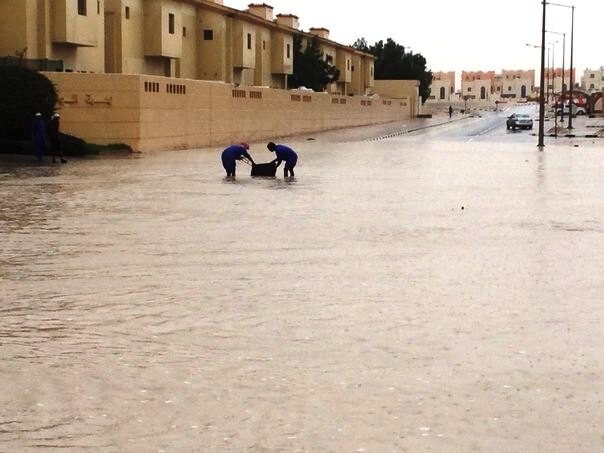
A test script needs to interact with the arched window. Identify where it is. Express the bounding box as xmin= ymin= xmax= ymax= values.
xmin=480 ymin=86 xmax=486 ymax=100
xmin=440 ymin=87 xmax=446 ymax=100
xmin=521 ymin=85 xmax=527 ymax=98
